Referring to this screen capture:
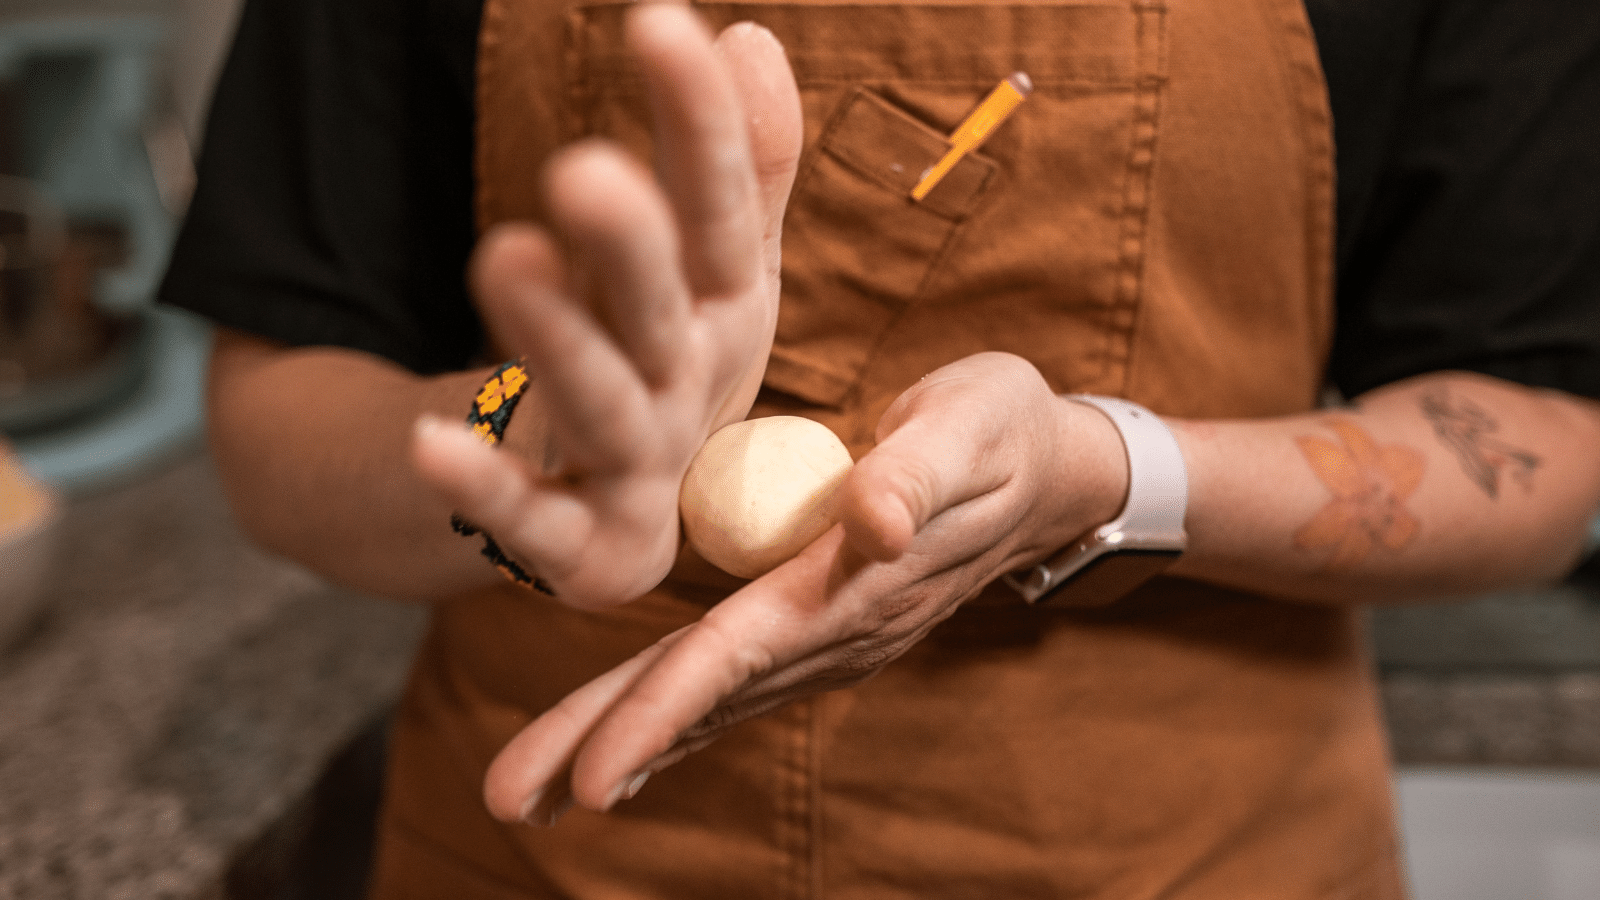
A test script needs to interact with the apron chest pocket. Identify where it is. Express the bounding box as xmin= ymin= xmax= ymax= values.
xmin=566 ymin=1 xmax=1167 ymax=408
xmin=767 ymin=86 xmax=996 ymax=405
